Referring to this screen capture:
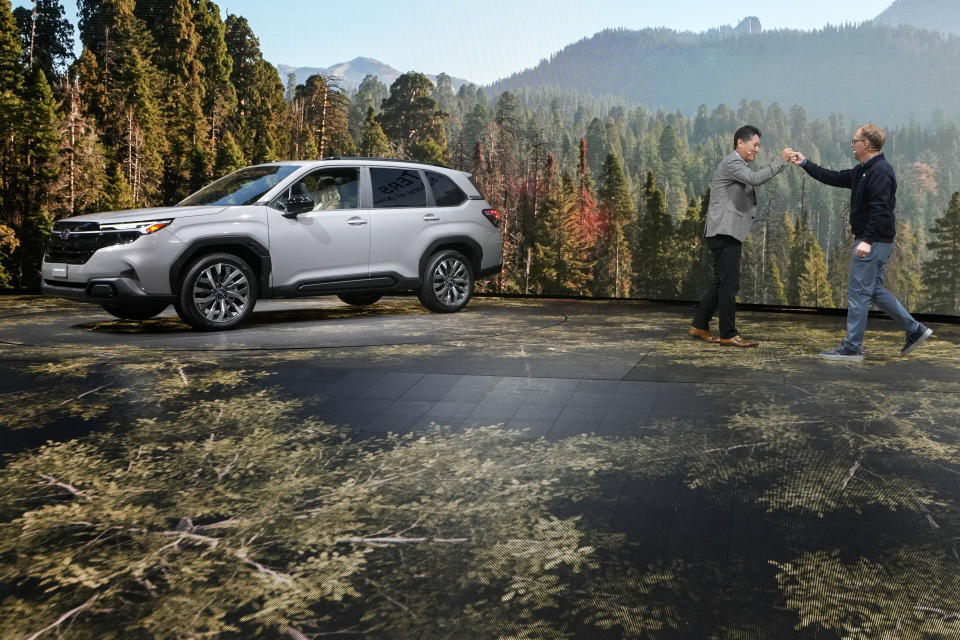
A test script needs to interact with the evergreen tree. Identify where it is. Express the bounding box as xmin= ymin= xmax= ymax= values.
xmin=78 ymin=0 xmax=166 ymax=204
xmin=922 ymin=192 xmax=960 ymax=314
xmin=379 ymin=72 xmax=446 ymax=161
xmin=577 ymin=136 xmax=600 ymax=240
xmin=291 ymin=74 xmax=353 ymax=159
xmin=347 ymin=73 xmax=387 ymax=143
xmin=224 ymin=13 xmax=289 ymax=163
xmin=885 ymin=221 xmax=924 ymax=311
xmin=677 ymin=191 xmax=711 ymax=301
xmin=193 ymin=0 xmax=237 ymax=177
xmin=795 ymin=232 xmax=834 ymax=307
xmin=0 ymin=0 xmax=23 ymax=288
xmin=540 ymin=172 xmax=592 ymax=295
xmin=12 ymin=0 xmax=74 ymax=81
xmin=433 ymin=71 xmax=460 ymax=150
xmin=103 ymin=160 xmax=135 ymax=210
xmin=145 ymin=0 xmax=208 ymax=203
xmin=54 ymin=71 xmax=108 ymax=219
xmin=593 ymin=152 xmax=633 ymax=297
xmin=359 ymin=106 xmax=390 ymax=157
xmin=633 ymin=171 xmax=678 ymax=299
xmin=1 ymin=5 xmax=60 ymax=289
xmin=213 ymin=129 xmax=244 ymax=176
